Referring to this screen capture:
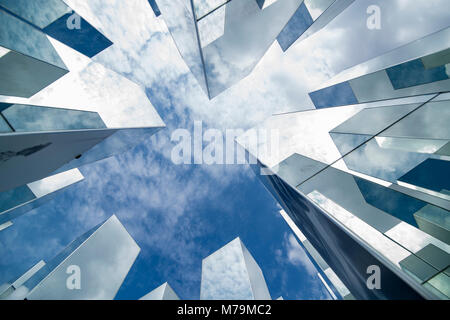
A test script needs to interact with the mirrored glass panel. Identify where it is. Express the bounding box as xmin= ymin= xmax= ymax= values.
xmin=1 ymin=104 xmax=106 ymax=132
